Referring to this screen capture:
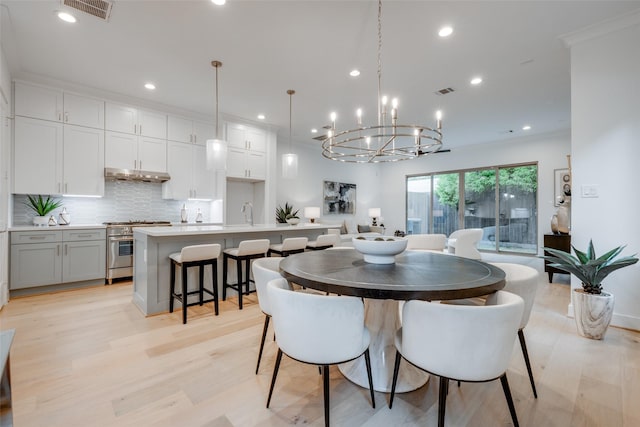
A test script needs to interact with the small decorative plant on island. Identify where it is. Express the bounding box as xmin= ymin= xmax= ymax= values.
xmin=542 ymin=239 xmax=638 ymax=339
xmin=275 ymin=203 xmax=300 ymax=224
xmin=25 ymin=194 xmax=63 ymax=226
